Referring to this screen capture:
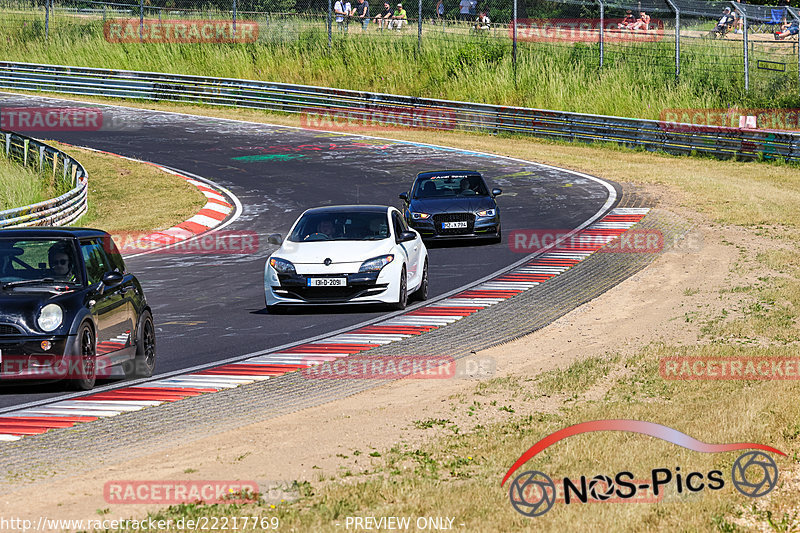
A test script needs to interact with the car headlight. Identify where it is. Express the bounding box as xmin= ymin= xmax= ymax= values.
xmin=269 ymin=257 xmax=296 ymax=274
xmin=476 ymin=209 xmax=496 ymax=217
xmin=37 ymin=304 xmax=63 ymax=332
xmin=359 ymin=254 xmax=394 ymax=273
xmin=411 ymin=212 xmax=431 ymax=220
